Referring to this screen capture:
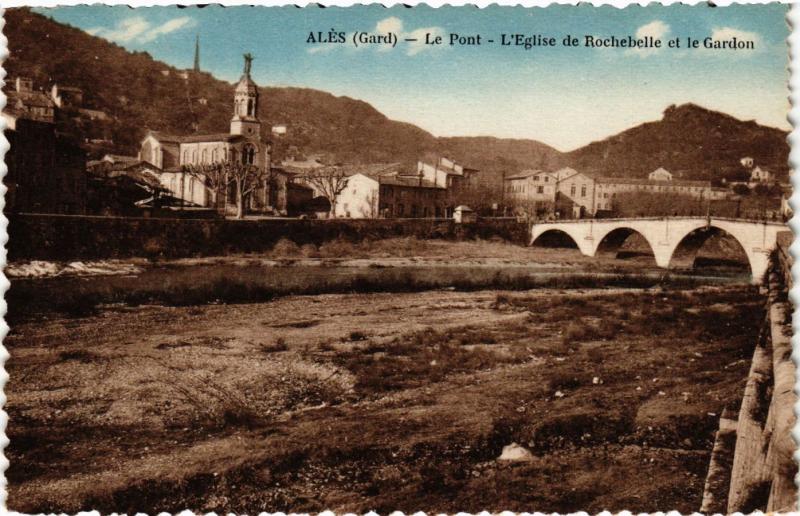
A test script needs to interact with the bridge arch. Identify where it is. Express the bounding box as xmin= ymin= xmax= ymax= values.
xmin=667 ymin=225 xmax=750 ymax=272
xmin=530 ymin=229 xmax=581 ymax=250
xmin=594 ymin=226 xmax=657 ymax=264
